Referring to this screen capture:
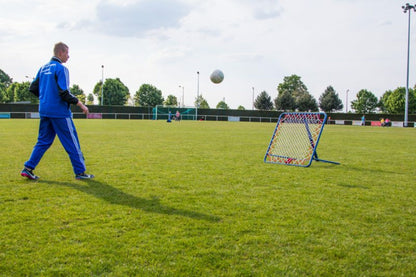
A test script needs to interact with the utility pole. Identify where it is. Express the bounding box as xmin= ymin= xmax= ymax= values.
xmin=402 ymin=3 xmax=416 ymax=127
xmin=101 ymin=65 xmax=104 ymax=106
